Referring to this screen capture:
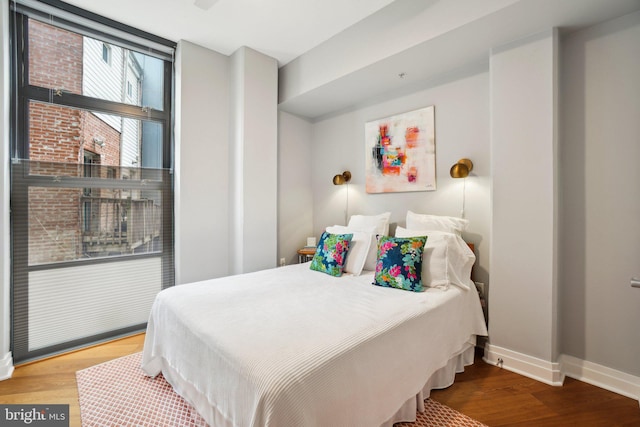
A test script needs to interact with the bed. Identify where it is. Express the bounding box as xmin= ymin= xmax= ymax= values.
xmin=141 ymin=212 xmax=488 ymax=426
